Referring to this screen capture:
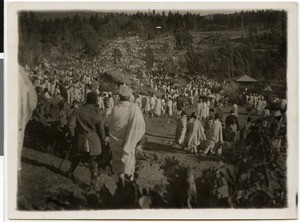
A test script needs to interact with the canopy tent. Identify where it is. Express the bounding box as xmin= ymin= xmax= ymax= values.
xmin=233 ymin=74 xmax=257 ymax=83
xmin=102 ymin=70 xmax=132 ymax=85
xmin=263 ymin=85 xmax=273 ymax=92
